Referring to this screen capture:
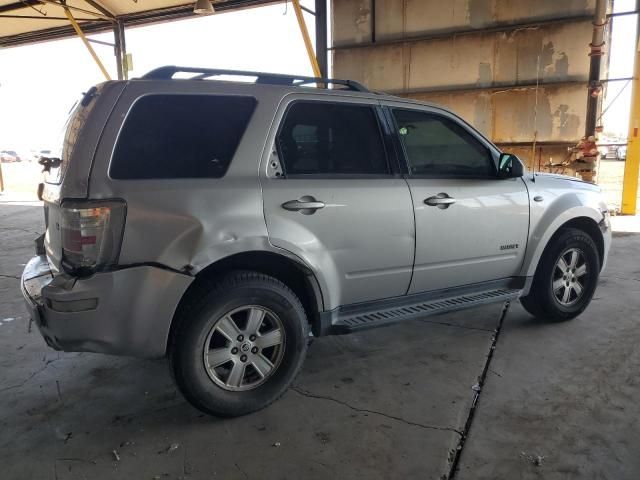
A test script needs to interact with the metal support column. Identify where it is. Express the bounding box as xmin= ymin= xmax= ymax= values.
xmin=585 ymin=0 xmax=607 ymax=137
xmin=621 ymin=12 xmax=640 ymax=215
xmin=315 ymin=0 xmax=327 ymax=78
xmin=292 ymin=0 xmax=322 ymax=78
xmin=113 ymin=20 xmax=127 ymax=80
